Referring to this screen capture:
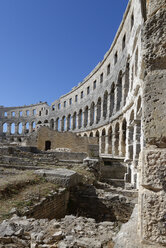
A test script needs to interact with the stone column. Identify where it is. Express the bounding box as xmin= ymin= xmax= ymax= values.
xmin=94 ymin=104 xmax=98 ymax=124
xmin=121 ymin=74 xmax=126 ymax=108
xmin=112 ymin=130 xmax=116 ymax=158
xmin=119 ymin=123 xmax=123 ymax=157
xmin=87 ymin=108 xmax=91 ymax=127
xmin=7 ymin=123 xmax=11 ymax=135
xmin=105 ymin=129 xmax=109 ymax=154
xmin=15 ymin=123 xmax=19 ymax=134
xmin=99 ymin=133 xmax=102 ymax=155
xmin=22 ymin=123 xmax=26 ymax=135
xmin=107 ymin=93 xmax=111 ymax=119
